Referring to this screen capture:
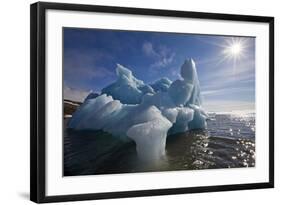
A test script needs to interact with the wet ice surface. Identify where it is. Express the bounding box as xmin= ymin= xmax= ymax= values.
xmin=64 ymin=114 xmax=255 ymax=176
